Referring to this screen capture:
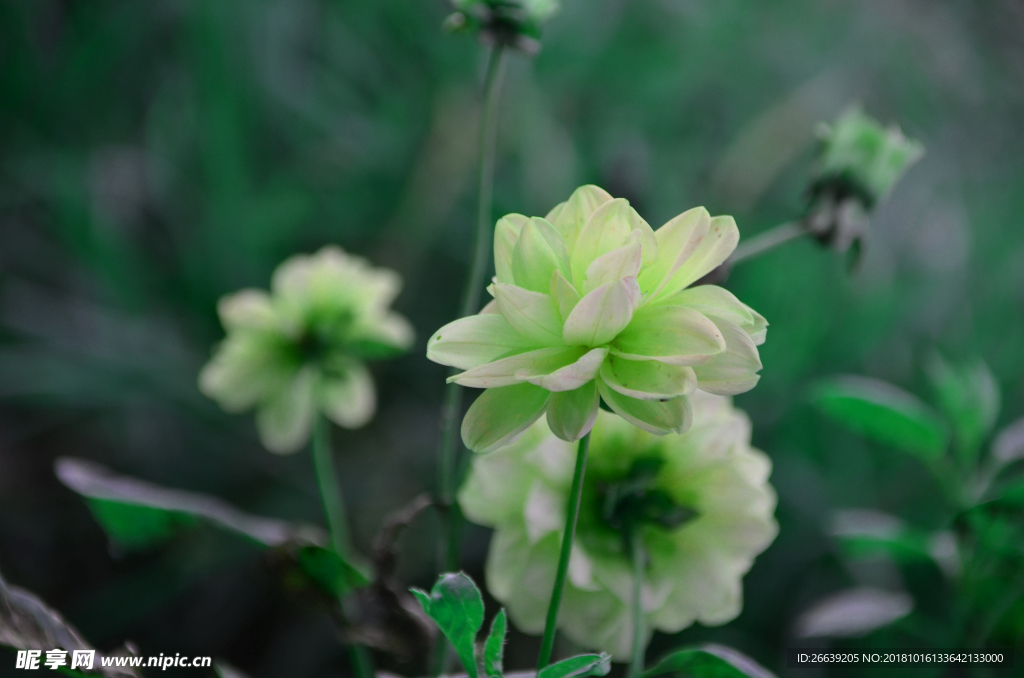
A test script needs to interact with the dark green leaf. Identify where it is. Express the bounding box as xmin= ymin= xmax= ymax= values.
xmin=411 ymin=573 xmax=485 ymax=678
xmin=297 ymin=546 xmax=371 ymax=598
xmin=642 ymin=644 xmax=776 ymax=678
xmin=812 ymin=377 xmax=949 ymax=459
xmin=483 ymin=608 xmax=506 ymax=678
xmin=538 ymin=654 xmax=612 ymax=678
xmin=925 ymin=354 xmax=1000 ymax=460
xmin=55 ymin=457 xmax=325 ymax=551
